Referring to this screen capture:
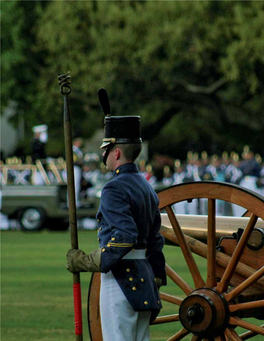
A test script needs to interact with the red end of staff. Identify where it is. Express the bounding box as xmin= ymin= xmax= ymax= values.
xmin=73 ymin=282 xmax=83 ymax=336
